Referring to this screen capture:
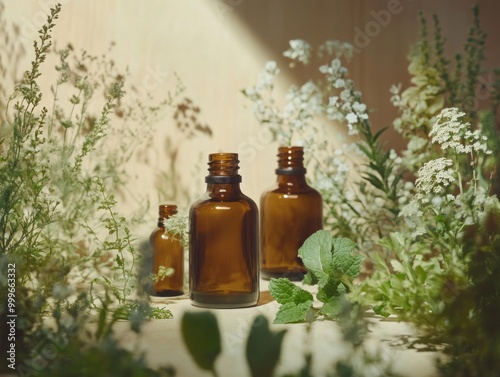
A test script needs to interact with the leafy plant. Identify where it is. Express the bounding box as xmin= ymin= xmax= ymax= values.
xmin=269 ymin=230 xmax=363 ymax=324
xmin=245 ymin=5 xmax=500 ymax=377
xmin=0 ymin=2 xmax=176 ymax=374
